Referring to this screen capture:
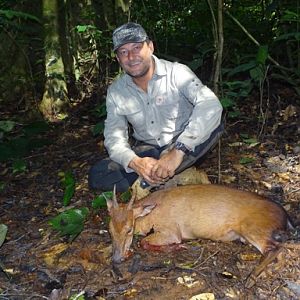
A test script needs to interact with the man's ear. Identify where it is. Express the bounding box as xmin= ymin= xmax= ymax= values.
xmin=149 ymin=41 xmax=154 ymax=54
